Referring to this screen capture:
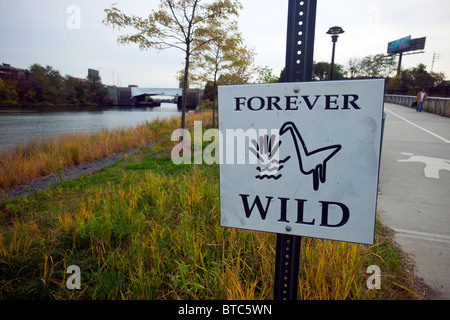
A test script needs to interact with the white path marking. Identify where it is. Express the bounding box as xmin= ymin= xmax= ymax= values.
xmin=385 ymin=108 xmax=450 ymax=144
xmin=398 ymin=152 xmax=450 ymax=179
xmin=392 ymin=228 xmax=450 ymax=245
